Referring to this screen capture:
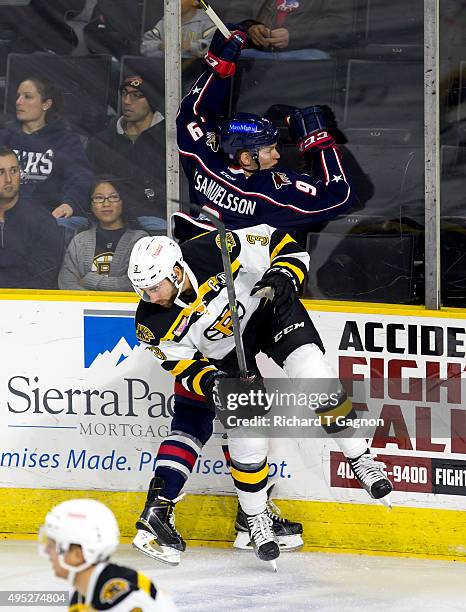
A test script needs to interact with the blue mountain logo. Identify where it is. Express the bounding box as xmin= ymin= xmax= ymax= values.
xmin=83 ymin=309 xmax=139 ymax=368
